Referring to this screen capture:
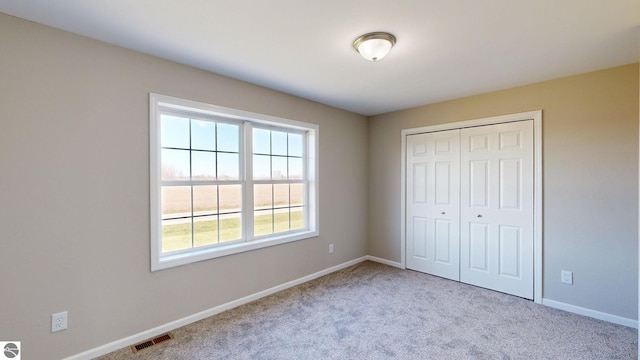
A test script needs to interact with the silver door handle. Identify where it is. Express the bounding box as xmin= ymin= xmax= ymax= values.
xmin=441 ymin=212 xmax=445 ymax=215
xmin=477 ymin=214 xmax=483 ymax=218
